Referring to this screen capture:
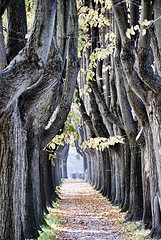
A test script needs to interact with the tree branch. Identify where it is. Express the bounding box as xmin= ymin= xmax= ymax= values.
xmin=88 ymin=87 xmax=111 ymax=137
xmin=136 ymin=0 xmax=161 ymax=94
xmin=6 ymin=0 xmax=27 ymax=62
xmin=56 ymin=0 xmax=70 ymax=62
xmin=115 ymin=21 xmax=148 ymax=124
xmin=151 ymin=1 xmax=161 ymax=76
xmin=41 ymin=0 xmax=79 ymax=148
xmin=19 ymin=37 xmax=63 ymax=117
xmin=138 ymin=0 xmax=151 ymax=49
xmin=75 ymin=85 xmax=96 ymax=137
xmin=0 ymin=18 xmax=7 ymax=69
xmin=0 ymin=0 xmax=10 ymax=17
xmin=112 ymin=0 xmax=148 ymax=103
xmin=89 ymin=79 xmax=124 ymax=130
xmin=0 ymin=0 xmax=57 ymax=117
xmin=114 ymin=50 xmax=136 ymax=137
xmin=112 ymin=0 xmax=128 ymax=45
